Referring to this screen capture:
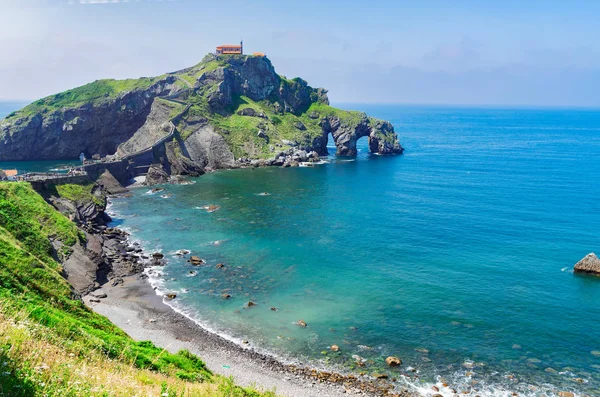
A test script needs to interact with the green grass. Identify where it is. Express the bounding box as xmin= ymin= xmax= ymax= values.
xmin=155 ymin=98 xmax=187 ymax=120
xmin=53 ymin=183 xmax=105 ymax=207
xmin=7 ymin=77 xmax=165 ymax=120
xmin=0 ymin=182 xmax=278 ymax=396
xmin=0 ymin=183 xmax=81 ymax=261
